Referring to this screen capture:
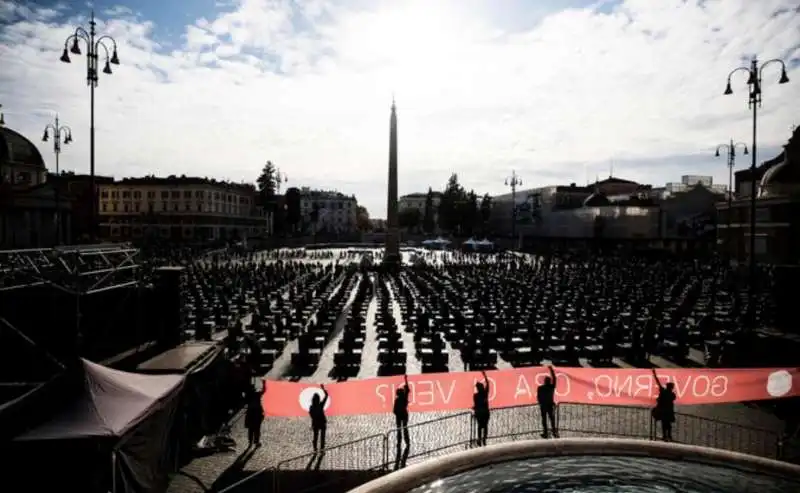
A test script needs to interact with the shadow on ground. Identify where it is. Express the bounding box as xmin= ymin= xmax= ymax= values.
xmin=211 ymin=468 xmax=386 ymax=493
